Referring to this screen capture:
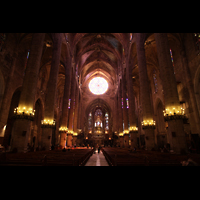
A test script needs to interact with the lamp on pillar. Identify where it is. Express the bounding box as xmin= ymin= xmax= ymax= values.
xmin=59 ymin=126 xmax=68 ymax=132
xmin=13 ymin=106 xmax=35 ymax=121
xmin=41 ymin=119 xmax=56 ymax=128
xmin=141 ymin=120 xmax=156 ymax=129
xmin=129 ymin=126 xmax=138 ymax=133
xmin=163 ymin=106 xmax=188 ymax=121
xmin=59 ymin=127 xmax=68 ymax=148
